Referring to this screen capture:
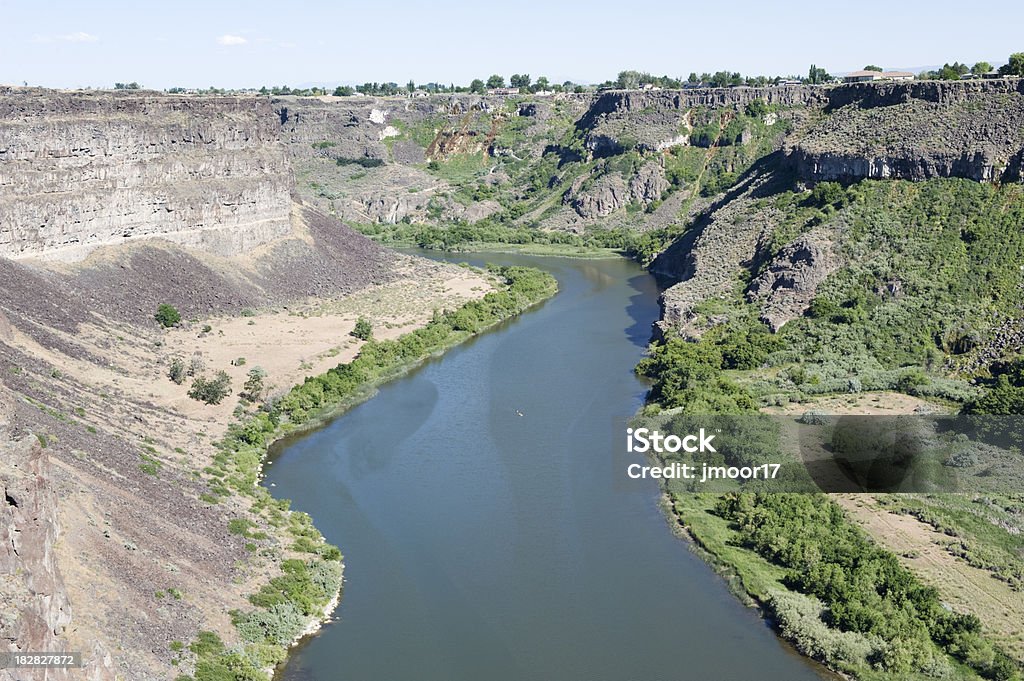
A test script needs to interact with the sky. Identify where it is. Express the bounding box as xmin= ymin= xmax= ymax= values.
xmin=2 ymin=0 xmax=1022 ymax=90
